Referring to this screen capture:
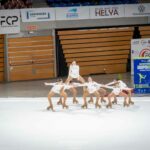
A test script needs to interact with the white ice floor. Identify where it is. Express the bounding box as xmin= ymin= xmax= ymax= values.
xmin=0 ymin=97 xmax=150 ymax=150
